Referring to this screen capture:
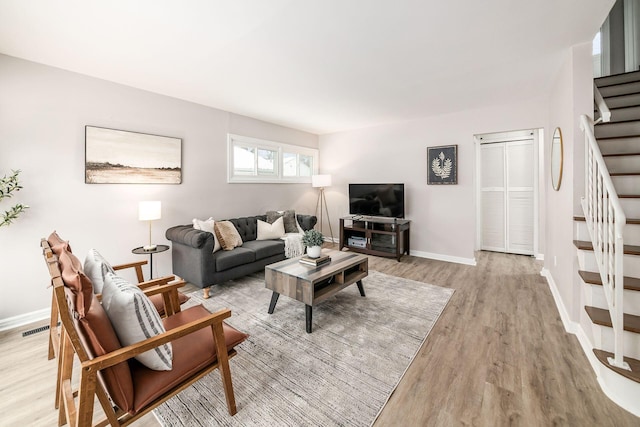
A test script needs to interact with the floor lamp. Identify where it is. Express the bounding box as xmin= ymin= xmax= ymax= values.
xmin=312 ymin=174 xmax=334 ymax=245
